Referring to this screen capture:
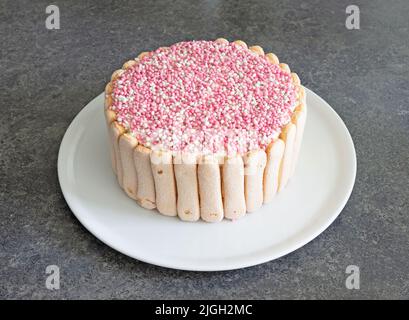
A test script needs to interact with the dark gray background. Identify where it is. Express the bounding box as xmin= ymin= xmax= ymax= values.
xmin=1 ymin=0 xmax=408 ymax=299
